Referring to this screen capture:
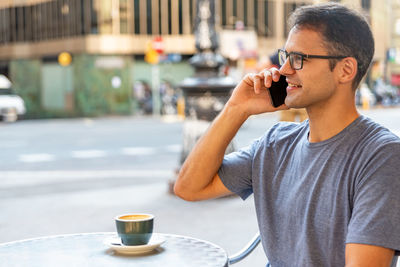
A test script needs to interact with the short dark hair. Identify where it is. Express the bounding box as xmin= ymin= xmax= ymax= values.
xmin=288 ymin=3 xmax=374 ymax=89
